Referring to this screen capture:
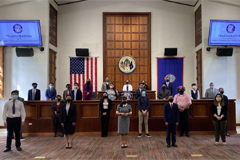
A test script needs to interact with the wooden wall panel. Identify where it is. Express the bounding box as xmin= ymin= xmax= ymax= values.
xmin=195 ymin=5 xmax=202 ymax=47
xmin=49 ymin=4 xmax=57 ymax=47
xmin=0 ymin=46 xmax=3 ymax=98
xmin=103 ymin=13 xmax=151 ymax=91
